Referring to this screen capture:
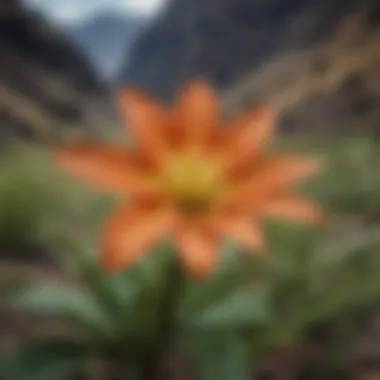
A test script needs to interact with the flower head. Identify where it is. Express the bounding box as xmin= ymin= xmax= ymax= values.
xmin=56 ymin=80 xmax=323 ymax=277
